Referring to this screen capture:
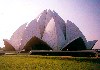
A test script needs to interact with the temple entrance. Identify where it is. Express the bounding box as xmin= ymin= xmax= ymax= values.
xmin=62 ymin=37 xmax=86 ymax=51
xmin=24 ymin=36 xmax=52 ymax=52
